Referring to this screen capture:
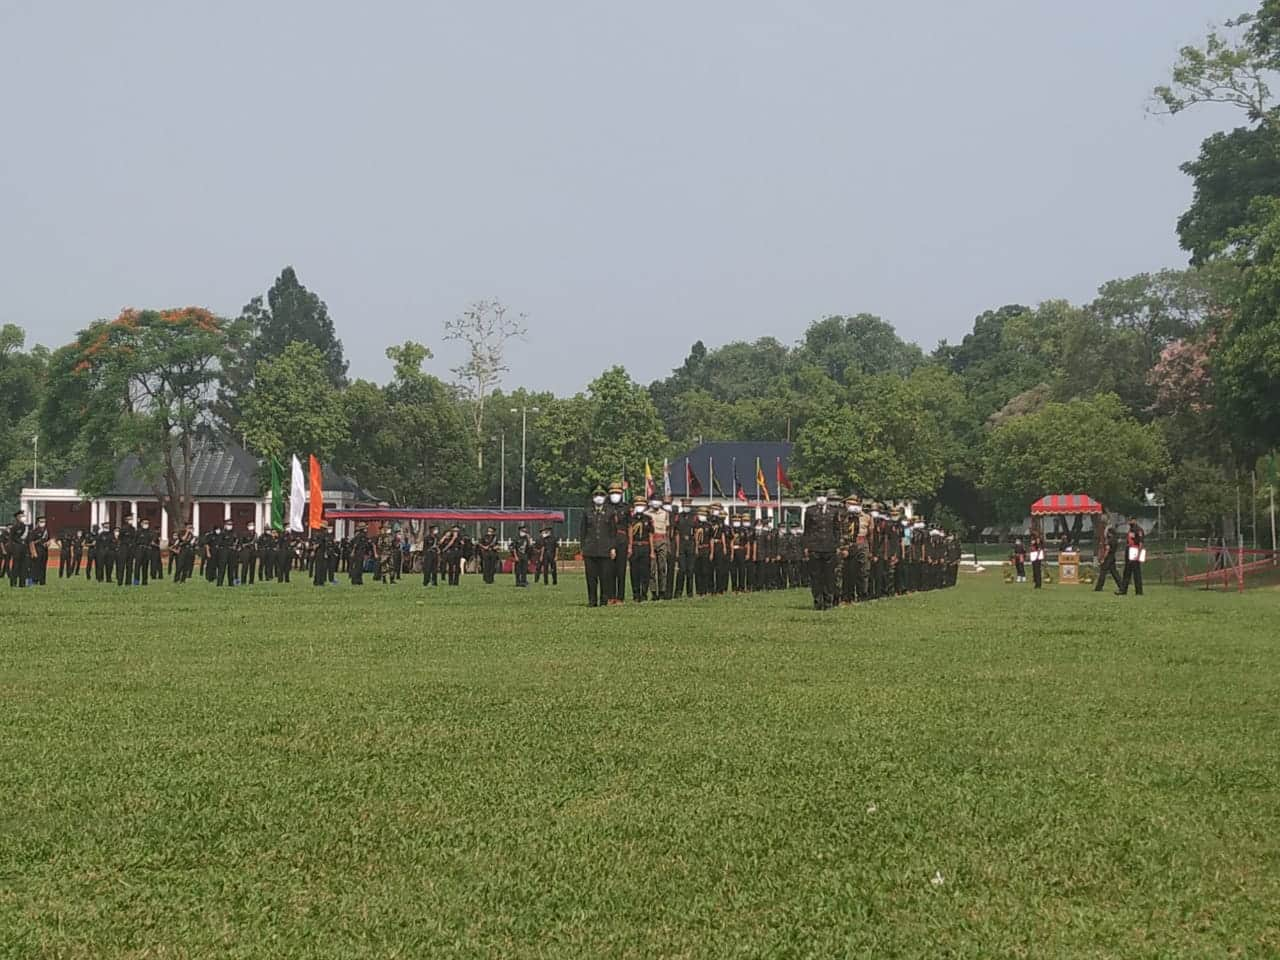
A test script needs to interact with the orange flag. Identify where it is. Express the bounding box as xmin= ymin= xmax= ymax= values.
xmin=308 ymin=455 xmax=324 ymax=529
